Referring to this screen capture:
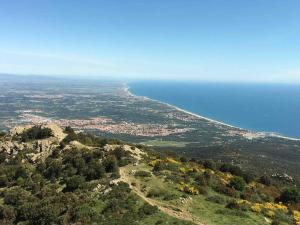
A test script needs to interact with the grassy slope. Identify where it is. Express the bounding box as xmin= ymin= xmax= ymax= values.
xmin=140 ymin=140 xmax=190 ymax=148
xmin=121 ymin=163 xmax=268 ymax=225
